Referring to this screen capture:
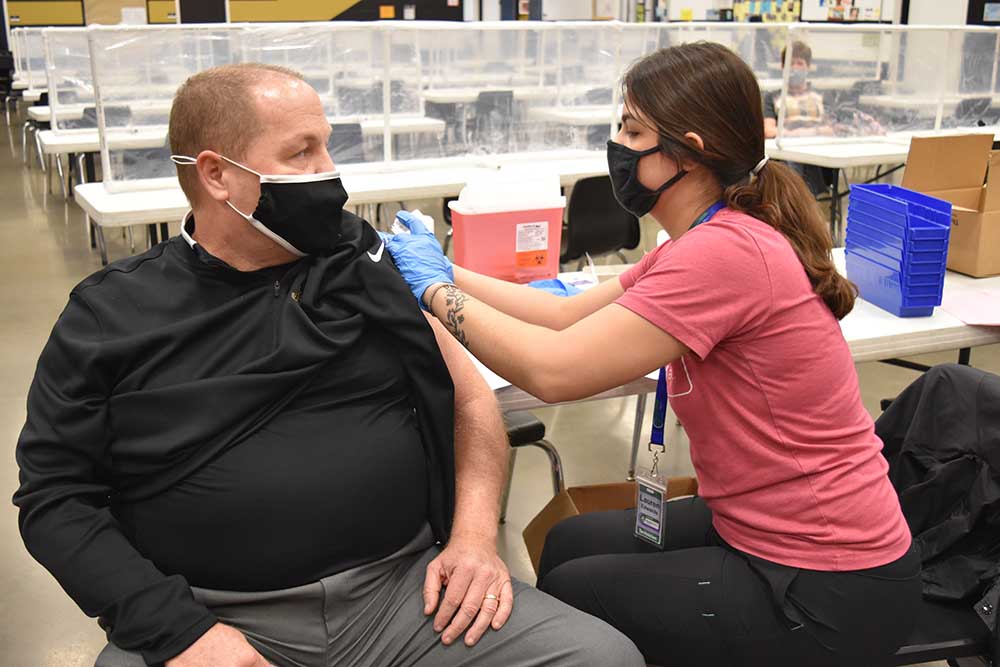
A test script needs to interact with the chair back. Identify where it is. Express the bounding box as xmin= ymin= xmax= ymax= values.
xmin=561 ymin=175 xmax=640 ymax=263
xmin=328 ymin=122 xmax=366 ymax=165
